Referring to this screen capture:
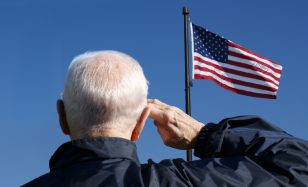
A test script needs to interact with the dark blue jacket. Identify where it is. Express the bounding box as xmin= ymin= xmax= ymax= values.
xmin=22 ymin=116 xmax=308 ymax=186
